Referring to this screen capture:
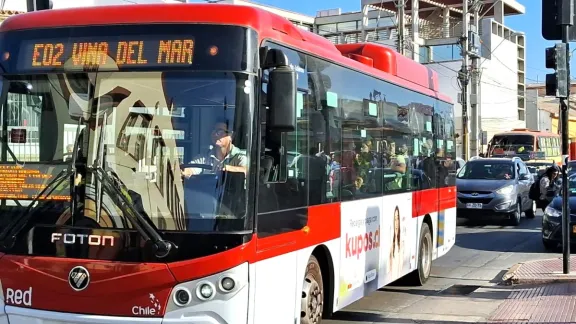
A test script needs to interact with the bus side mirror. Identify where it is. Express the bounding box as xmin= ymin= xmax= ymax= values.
xmin=261 ymin=47 xmax=296 ymax=133
xmin=268 ymin=66 xmax=296 ymax=132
